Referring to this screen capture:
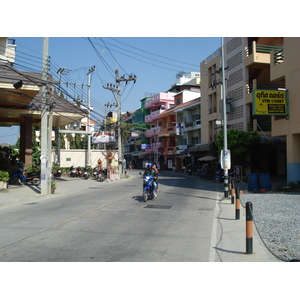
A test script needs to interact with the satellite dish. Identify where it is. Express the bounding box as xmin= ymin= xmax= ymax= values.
xmin=176 ymin=71 xmax=186 ymax=79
